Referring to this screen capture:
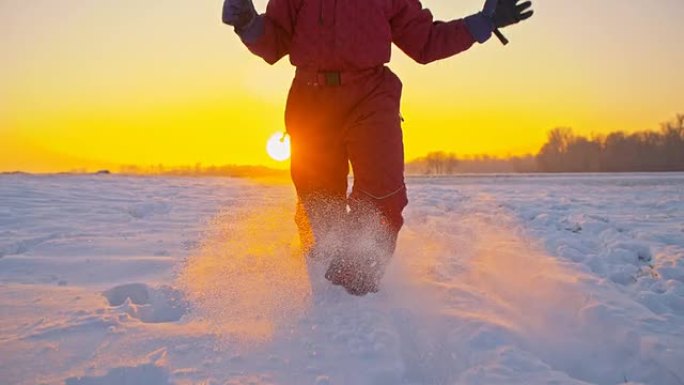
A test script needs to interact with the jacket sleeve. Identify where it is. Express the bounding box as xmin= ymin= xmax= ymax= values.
xmin=238 ymin=0 xmax=299 ymax=65
xmin=389 ymin=0 xmax=477 ymax=65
